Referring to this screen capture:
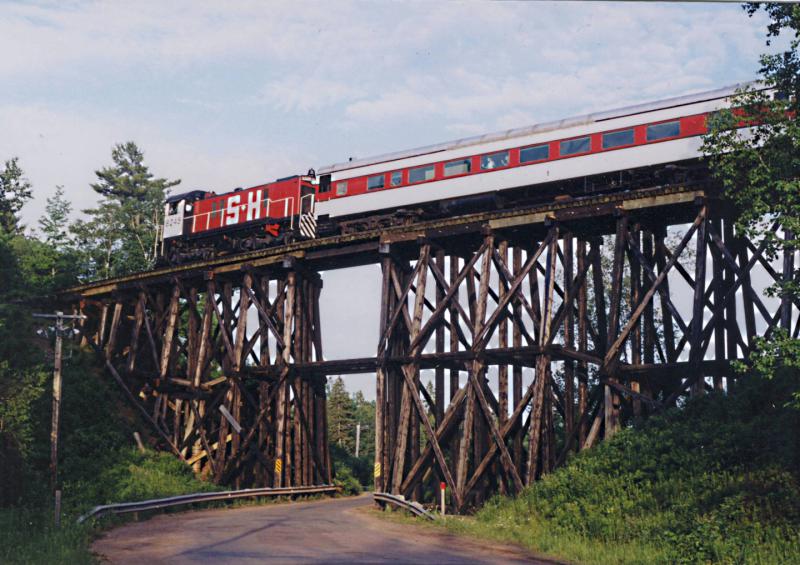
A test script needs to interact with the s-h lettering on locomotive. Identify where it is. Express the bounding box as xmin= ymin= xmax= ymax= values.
xmin=159 ymin=83 xmax=757 ymax=265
